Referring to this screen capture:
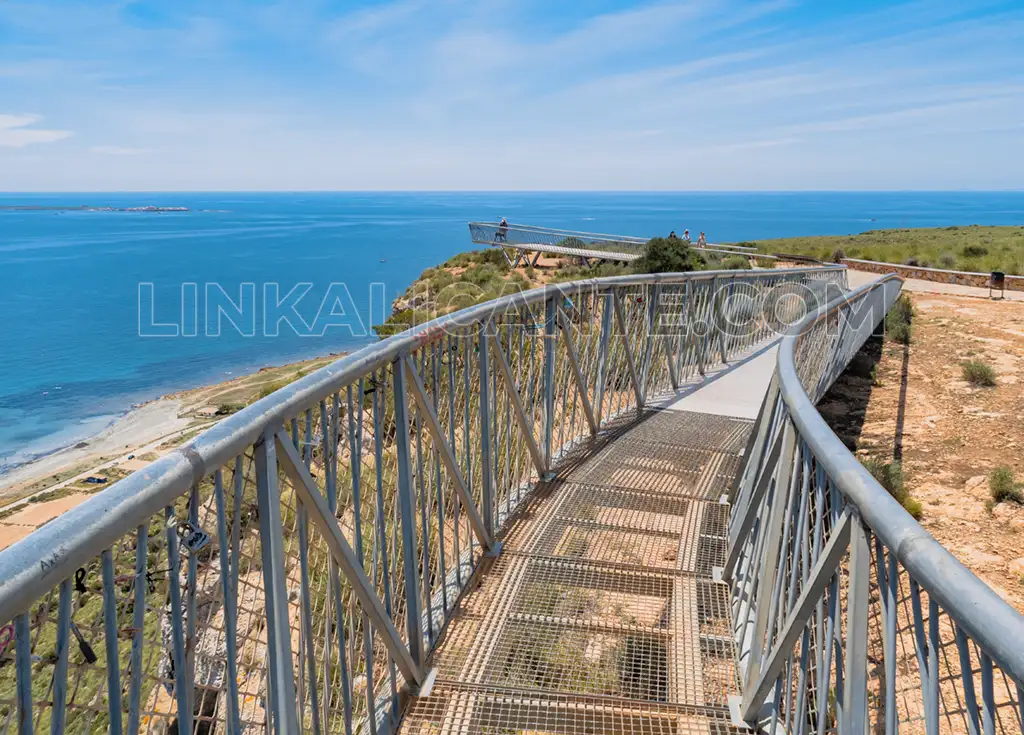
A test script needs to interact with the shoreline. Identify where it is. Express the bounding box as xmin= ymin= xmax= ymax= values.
xmin=0 ymin=347 xmax=352 ymax=501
